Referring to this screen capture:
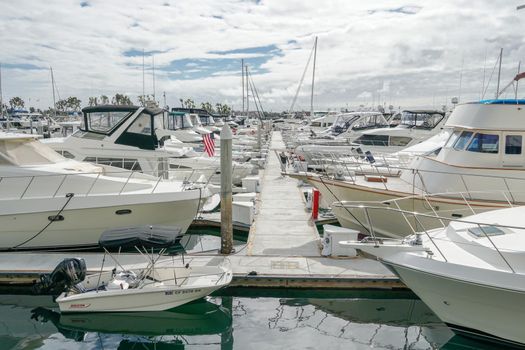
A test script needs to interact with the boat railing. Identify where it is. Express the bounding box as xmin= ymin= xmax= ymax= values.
xmin=334 ymin=199 xmax=523 ymax=273
xmin=296 ymin=149 xmax=411 ymax=183
xmin=0 ymin=168 xmax=207 ymax=200
xmin=307 ymin=155 xmax=525 ymax=203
